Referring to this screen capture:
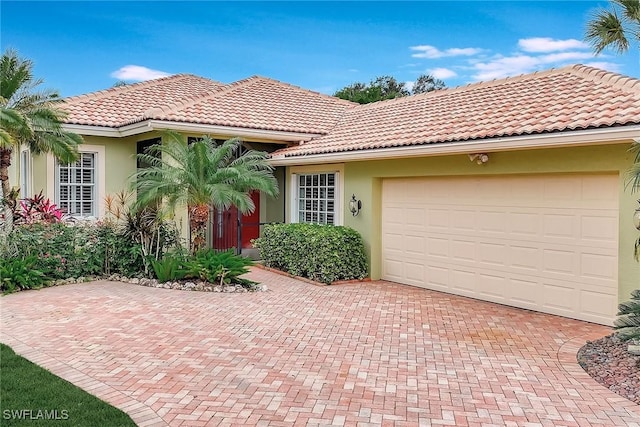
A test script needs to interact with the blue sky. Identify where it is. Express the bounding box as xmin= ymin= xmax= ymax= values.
xmin=2 ymin=1 xmax=638 ymax=97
